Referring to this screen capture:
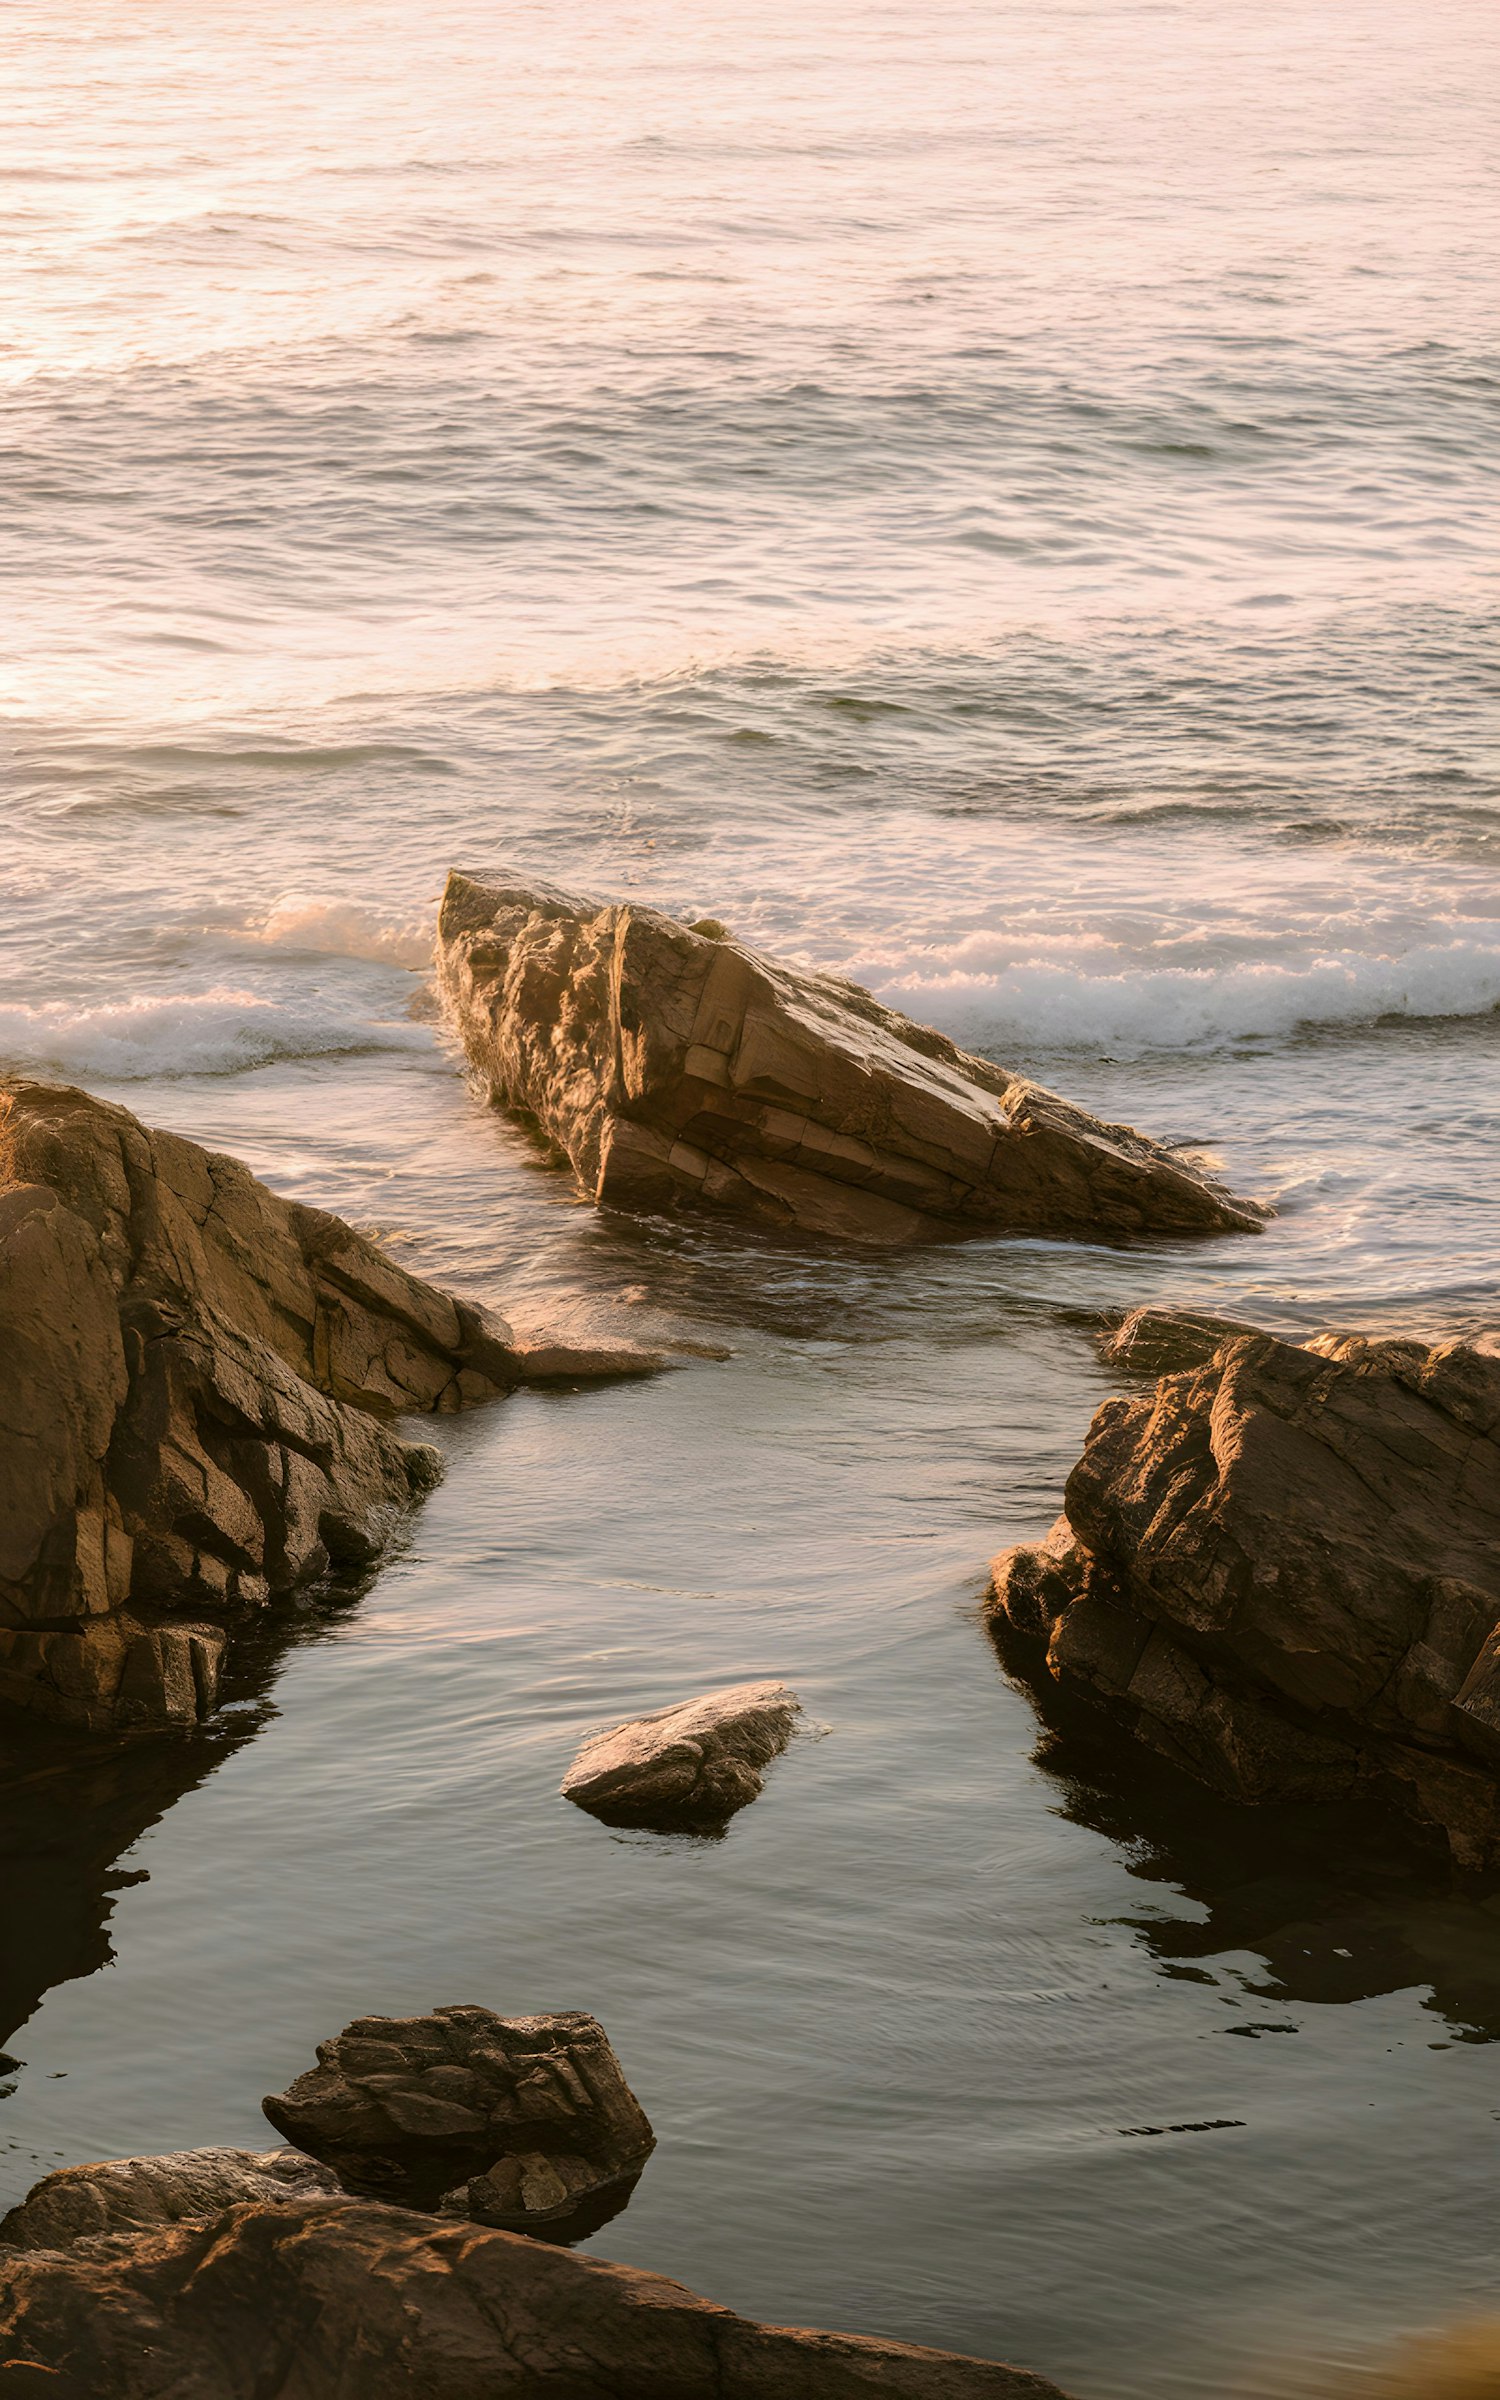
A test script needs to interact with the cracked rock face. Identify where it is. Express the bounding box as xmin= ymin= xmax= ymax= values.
xmin=0 ymin=2193 xmax=1075 ymax=2399
xmin=0 ymin=2146 xmax=338 ymax=2251
xmin=562 ymin=1681 xmax=802 ymax=1827
xmin=990 ymin=1329 xmax=1500 ymax=1865
xmin=0 ymin=1078 xmax=526 ymax=1732
xmin=261 ymin=2005 xmax=656 ymax=2230
xmin=436 ymin=870 xmax=1267 ymax=1248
